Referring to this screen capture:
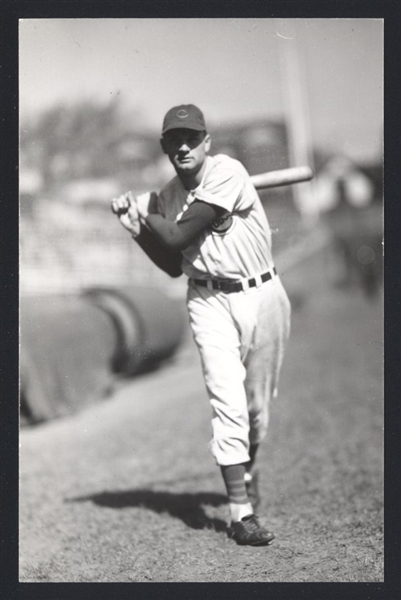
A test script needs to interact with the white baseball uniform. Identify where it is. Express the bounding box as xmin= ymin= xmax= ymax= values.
xmin=157 ymin=154 xmax=291 ymax=466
